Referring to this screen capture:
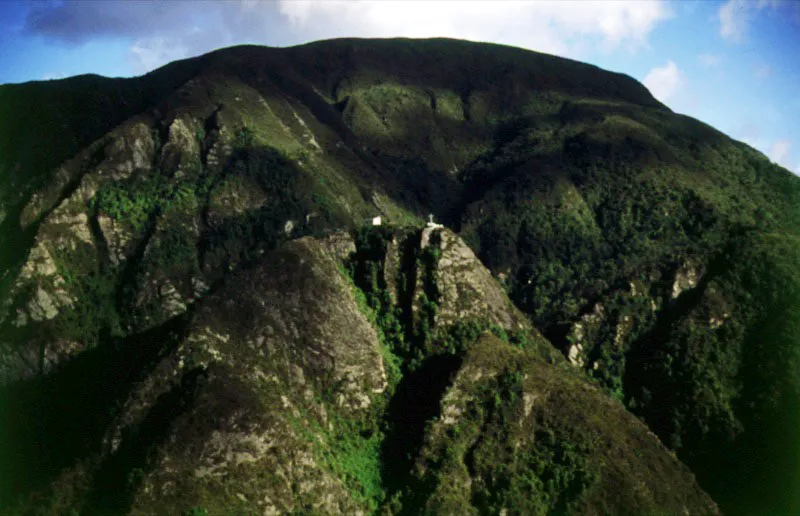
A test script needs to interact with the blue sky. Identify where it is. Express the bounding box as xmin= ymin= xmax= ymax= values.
xmin=1 ymin=0 xmax=798 ymax=175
